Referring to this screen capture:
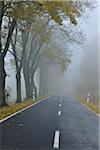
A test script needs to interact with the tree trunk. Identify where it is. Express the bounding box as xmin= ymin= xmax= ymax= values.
xmin=29 ymin=78 xmax=33 ymax=99
xmin=25 ymin=79 xmax=32 ymax=99
xmin=0 ymin=3 xmax=16 ymax=106
xmin=32 ymin=76 xmax=37 ymax=99
xmin=16 ymin=70 xmax=21 ymax=103
xmin=23 ymin=70 xmax=31 ymax=99
xmin=0 ymin=54 xmax=6 ymax=106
